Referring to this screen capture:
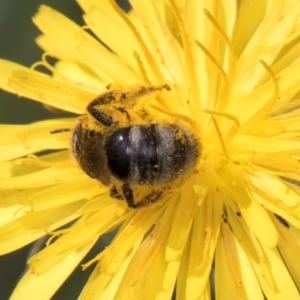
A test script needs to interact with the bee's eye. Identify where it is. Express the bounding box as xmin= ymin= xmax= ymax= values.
xmin=72 ymin=122 xmax=81 ymax=158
